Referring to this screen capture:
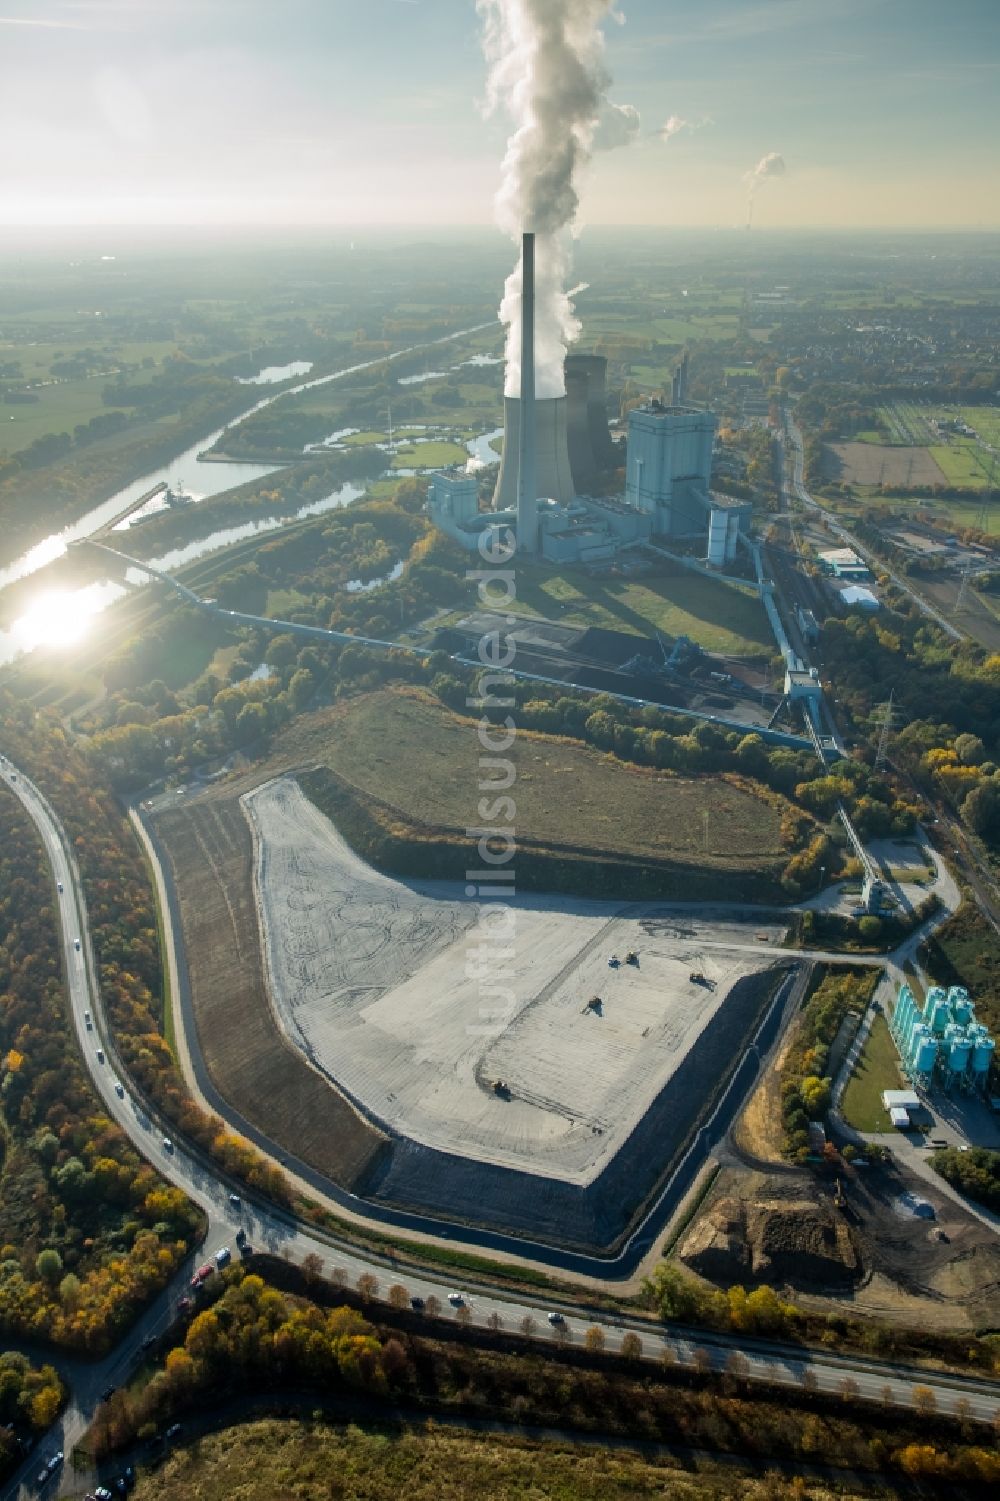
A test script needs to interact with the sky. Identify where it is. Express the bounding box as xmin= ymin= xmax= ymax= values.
xmin=0 ymin=0 xmax=998 ymax=230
